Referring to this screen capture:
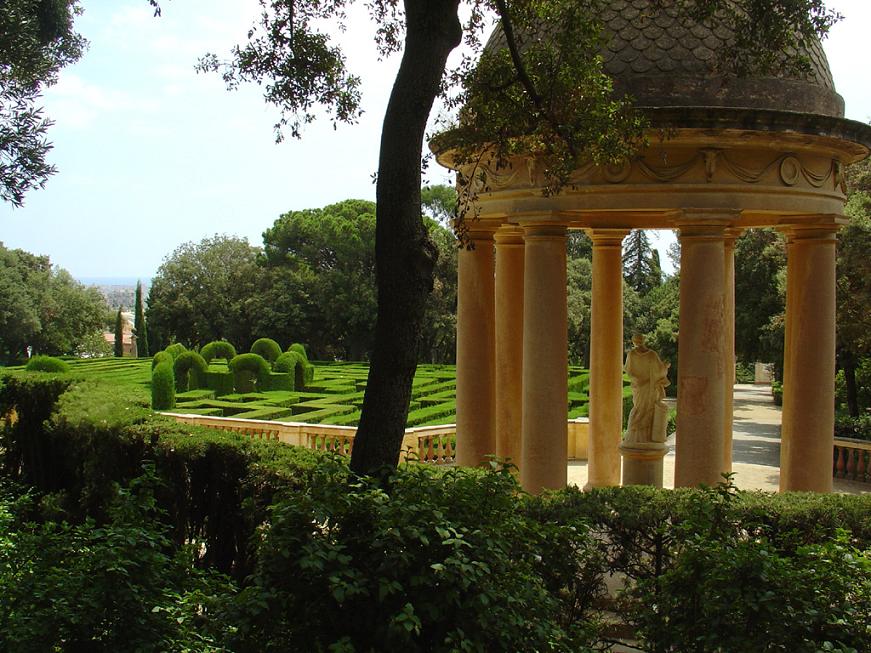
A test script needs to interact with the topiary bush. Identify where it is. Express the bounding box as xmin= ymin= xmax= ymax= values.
xmin=201 ymin=340 xmax=237 ymax=364
xmin=151 ymin=350 xmax=173 ymax=370
xmin=250 ymin=338 xmax=282 ymax=364
xmin=25 ymin=355 xmax=70 ymax=374
xmin=274 ymin=351 xmax=305 ymax=389
xmin=173 ymin=351 xmax=208 ymax=393
xmin=286 ymin=343 xmax=315 ymax=385
xmin=164 ymin=343 xmax=187 ymax=360
xmin=151 ymin=361 xmax=175 ymax=410
xmin=228 ymin=353 xmax=271 ymax=393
